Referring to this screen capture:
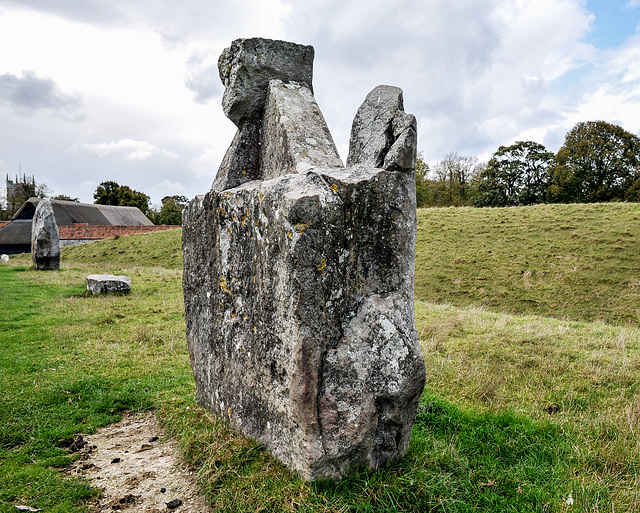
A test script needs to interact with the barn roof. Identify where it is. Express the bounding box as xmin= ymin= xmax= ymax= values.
xmin=0 ymin=220 xmax=32 ymax=244
xmin=12 ymin=198 xmax=153 ymax=226
xmin=0 ymin=198 xmax=155 ymax=253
